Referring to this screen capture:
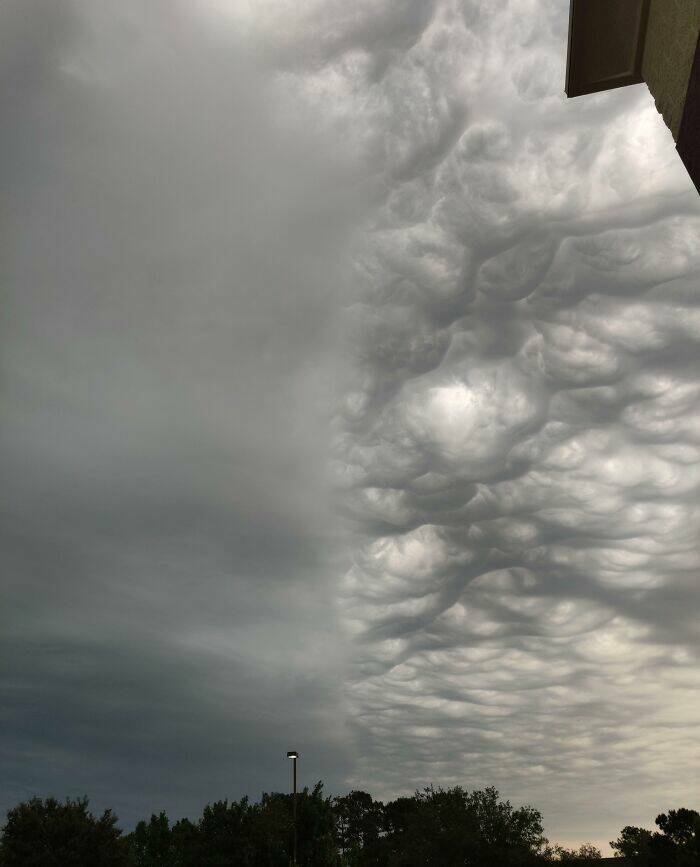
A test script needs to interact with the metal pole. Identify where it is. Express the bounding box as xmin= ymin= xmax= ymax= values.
xmin=293 ymin=755 xmax=297 ymax=866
